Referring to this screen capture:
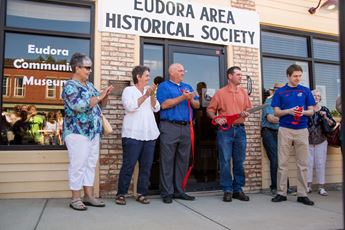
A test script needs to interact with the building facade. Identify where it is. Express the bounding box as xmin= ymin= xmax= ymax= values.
xmin=0 ymin=0 xmax=341 ymax=198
